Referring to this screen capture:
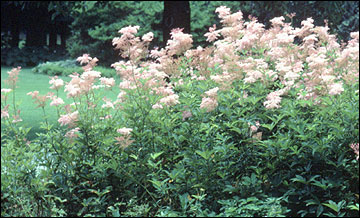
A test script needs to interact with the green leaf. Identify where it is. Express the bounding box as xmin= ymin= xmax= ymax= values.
xmin=291 ymin=175 xmax=308 ymax=184
xmin=150 ymin=151 xmax=164 ymax=160
xmin=129 ymin=154 xmax=138 ymax=160
xmin=316 ymin=205 xmax=324 ymax=217
xmin=195 ymin=150 xmax=214 ymax=160
xmin=149 ymin=179 xmax=162 ymax=188
xmin=322 ymin=200 xmax=345 ymax=213
xmin=347 ymin=204 xmax=359 ymax=211
xmin=179 ymin=193 xmax=190 ymax=211
xmin=261 ymin=123 xmax=276 ymax=131
xmin=305 ymin=199 xmax=320 ymax=206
